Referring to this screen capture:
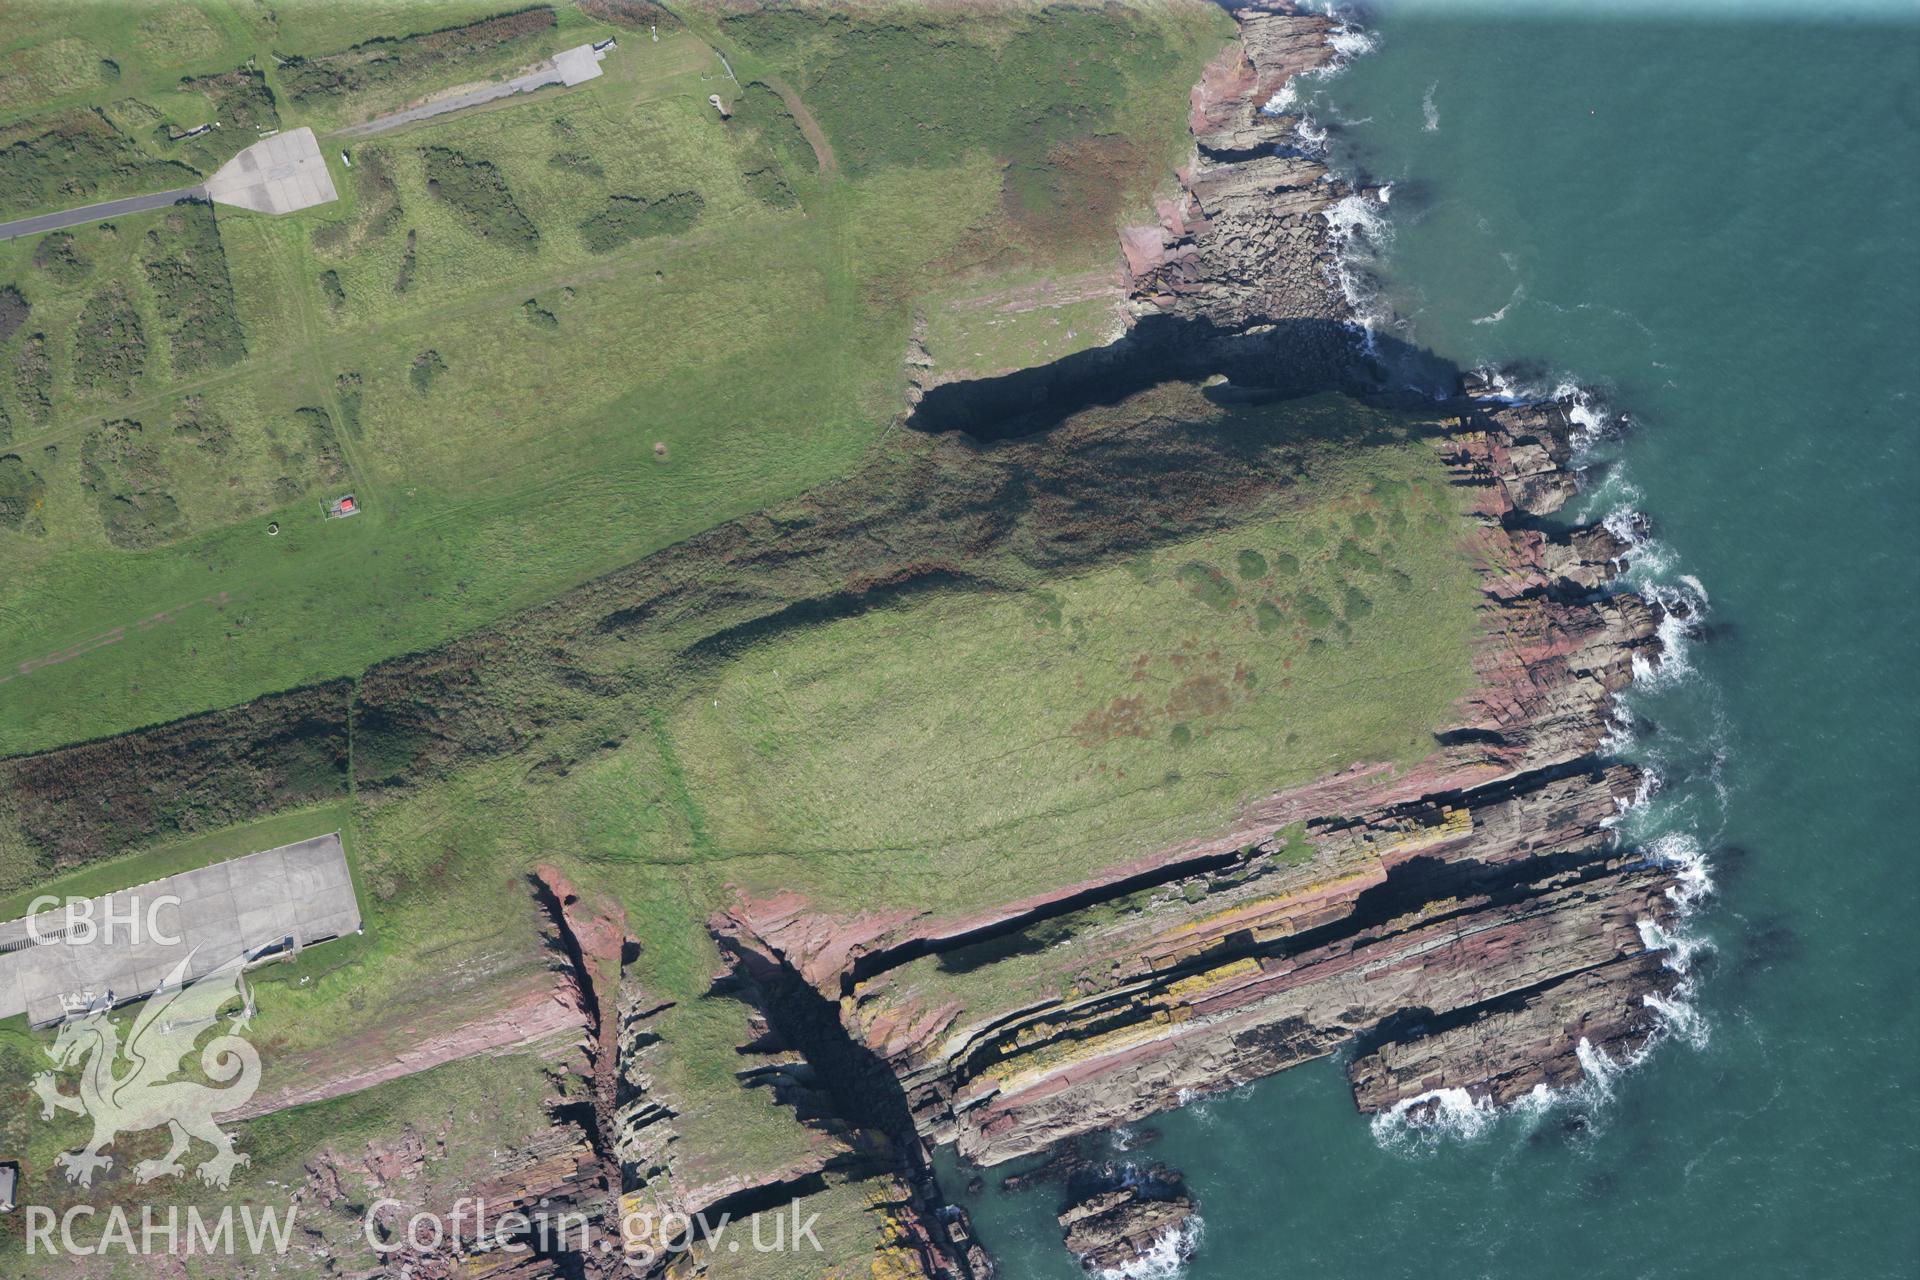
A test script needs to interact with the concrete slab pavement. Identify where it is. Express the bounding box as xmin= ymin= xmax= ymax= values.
xmin=0 ymin=833 xmax=360 ymax=1027
xmin=204 ymin=127 xmax=339 ymax=215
